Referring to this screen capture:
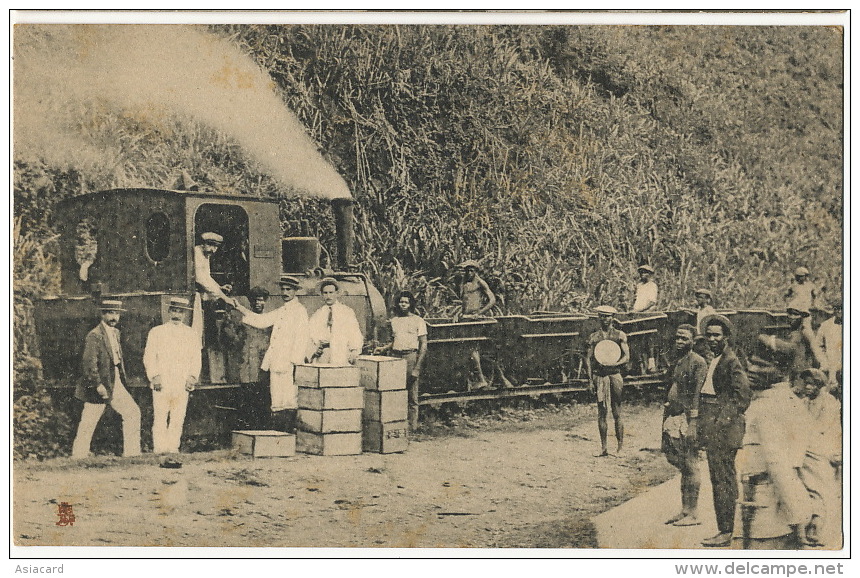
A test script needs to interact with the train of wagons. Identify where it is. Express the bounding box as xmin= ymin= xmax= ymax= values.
xmin=32 ymin=188 xmax=808 ymax=450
